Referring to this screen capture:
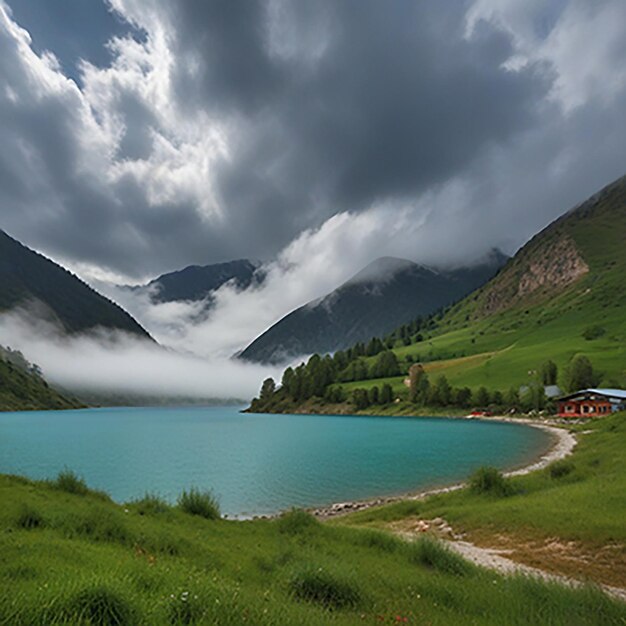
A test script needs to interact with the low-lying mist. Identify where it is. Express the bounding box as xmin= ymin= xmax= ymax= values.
xmin=0 ymin=308 xmax=284 ymax=403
